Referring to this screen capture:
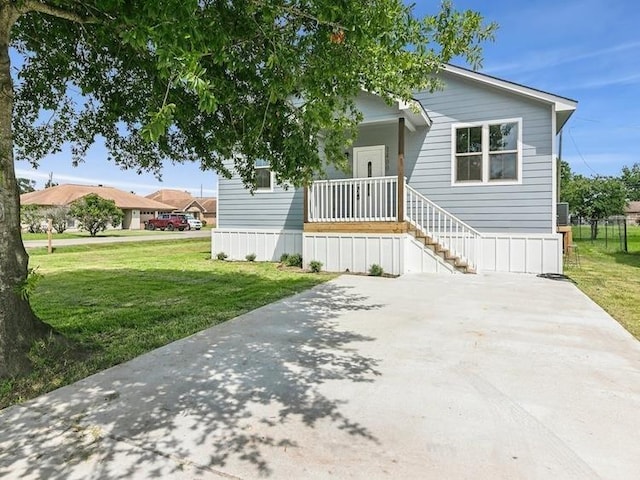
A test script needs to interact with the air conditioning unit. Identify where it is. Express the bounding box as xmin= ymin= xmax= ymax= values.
xmin=557 ymin=202 xmax=569 ymax=226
